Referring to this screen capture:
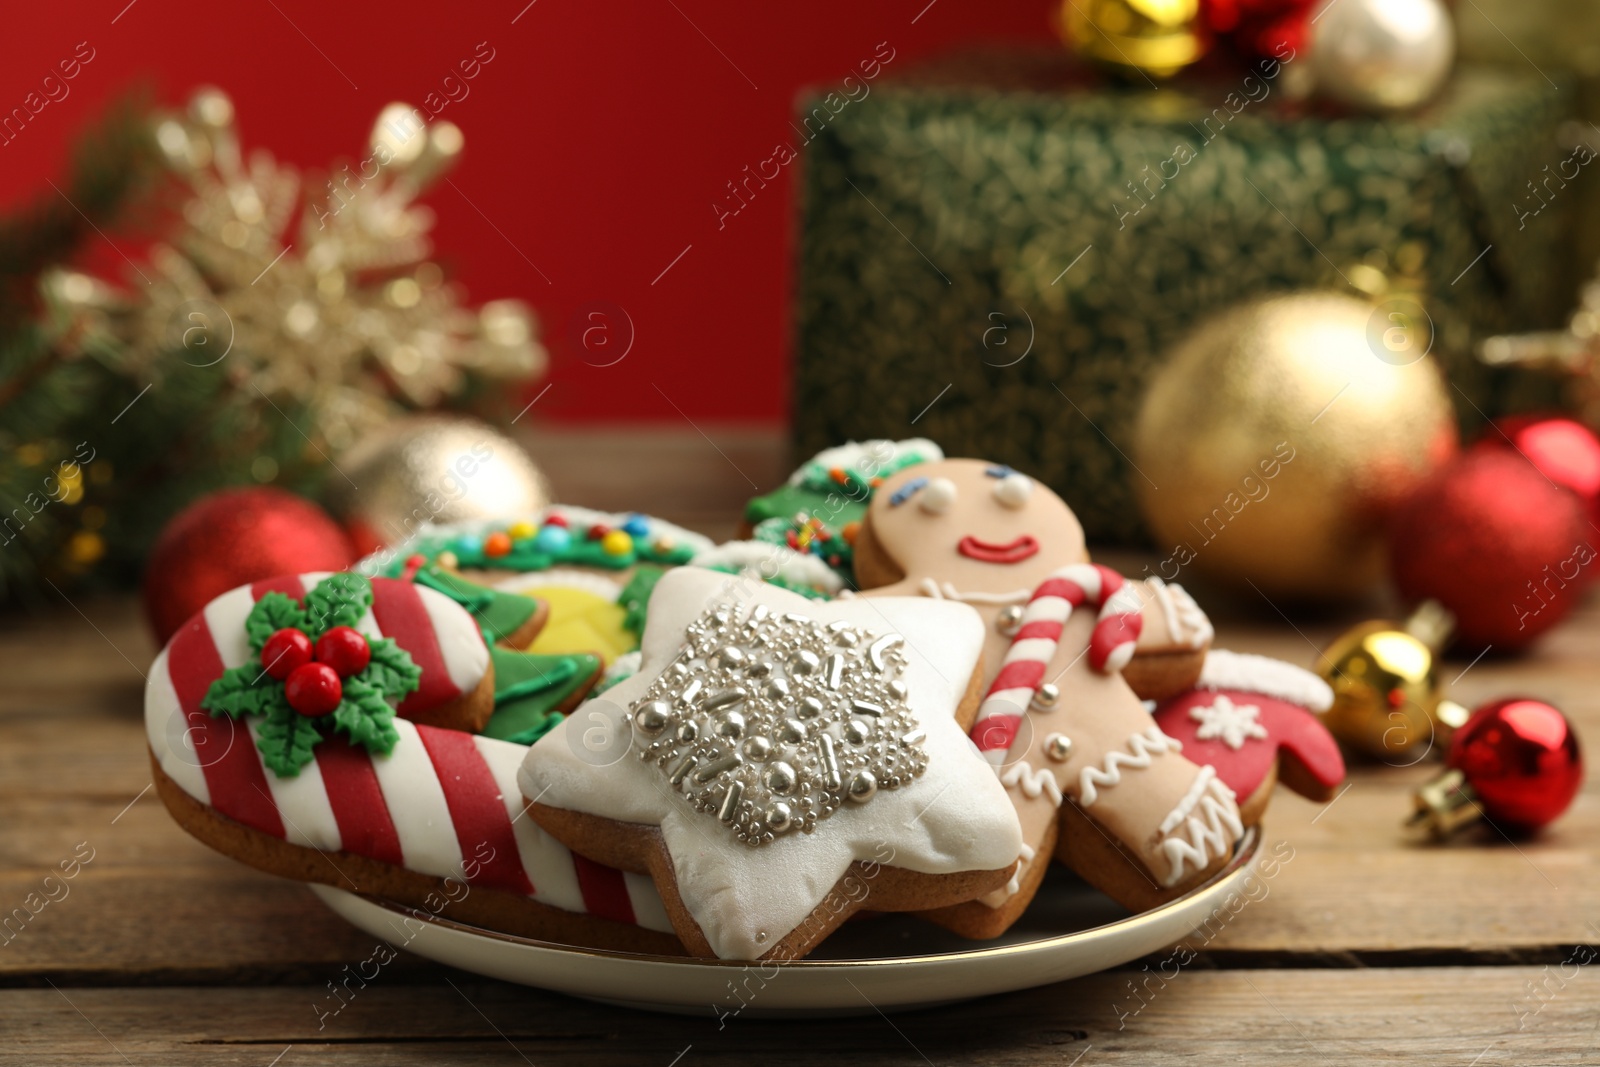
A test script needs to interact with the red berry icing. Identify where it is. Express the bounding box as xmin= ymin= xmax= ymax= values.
xmin=286 ymin=662 xmax=343 ymax=717
xmin=260 ymin=628 xmax=313 ymax=680
xmin=314 ymin=625 xmax=371 ymax=677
